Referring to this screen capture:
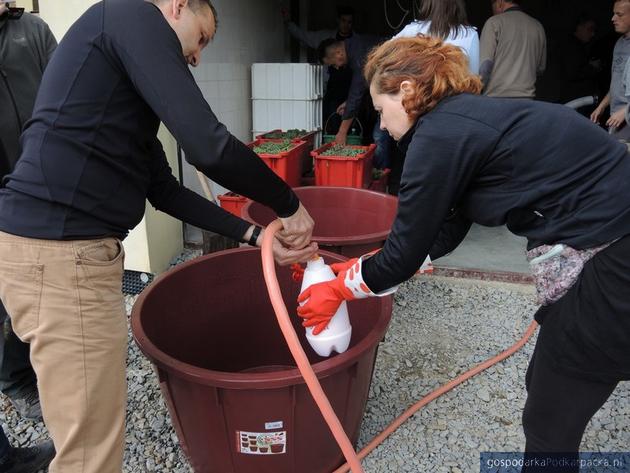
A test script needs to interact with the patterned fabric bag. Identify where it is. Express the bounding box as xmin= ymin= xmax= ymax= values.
xmin=527 ymin=241 xmax=615 ymax=306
